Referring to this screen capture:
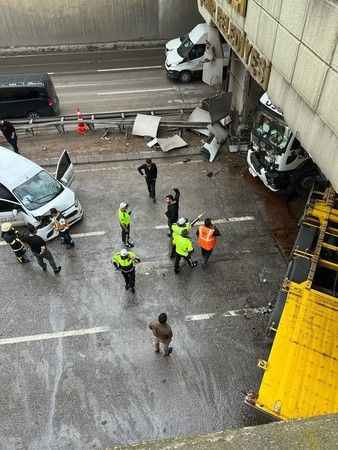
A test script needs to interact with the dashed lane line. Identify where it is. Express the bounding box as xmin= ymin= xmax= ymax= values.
xmin=0 ymin=326 xmax=110 ymax=346
xmin=185 ymin=305 xmax=272 ymax=322
xmin=97 ymin=65 xmax=162 ymax=72
xmin=97 ymin=87 xmax=176 ymax=96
